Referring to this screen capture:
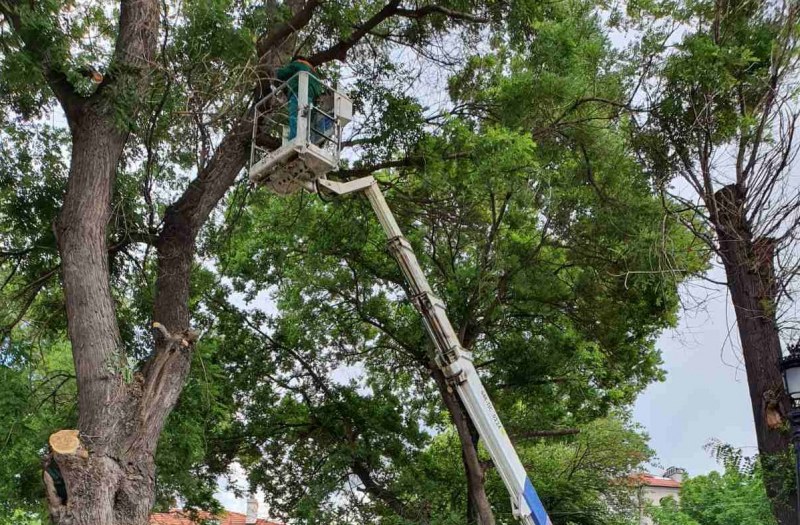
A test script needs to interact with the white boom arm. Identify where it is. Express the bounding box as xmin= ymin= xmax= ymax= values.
xmin=317 ymin=176 xmax=552 ymax=525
